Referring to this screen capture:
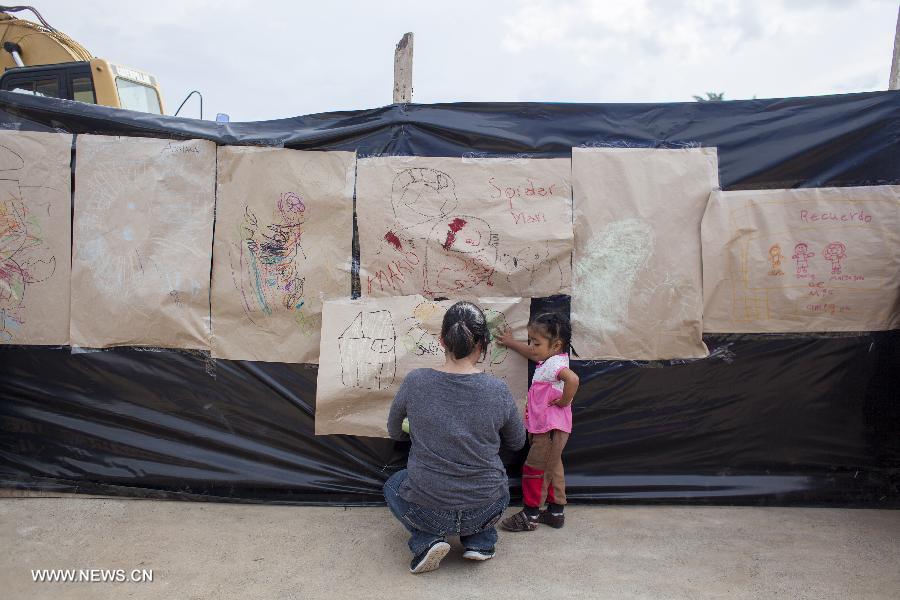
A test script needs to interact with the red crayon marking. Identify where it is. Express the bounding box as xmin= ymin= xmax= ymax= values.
xmin=443 ymin=217 xmax=467 ymax=250
xmin=0 ymin=262 xmax=25 ymax=279
xmin=384 ymin=231 xmax=402 ymax=251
